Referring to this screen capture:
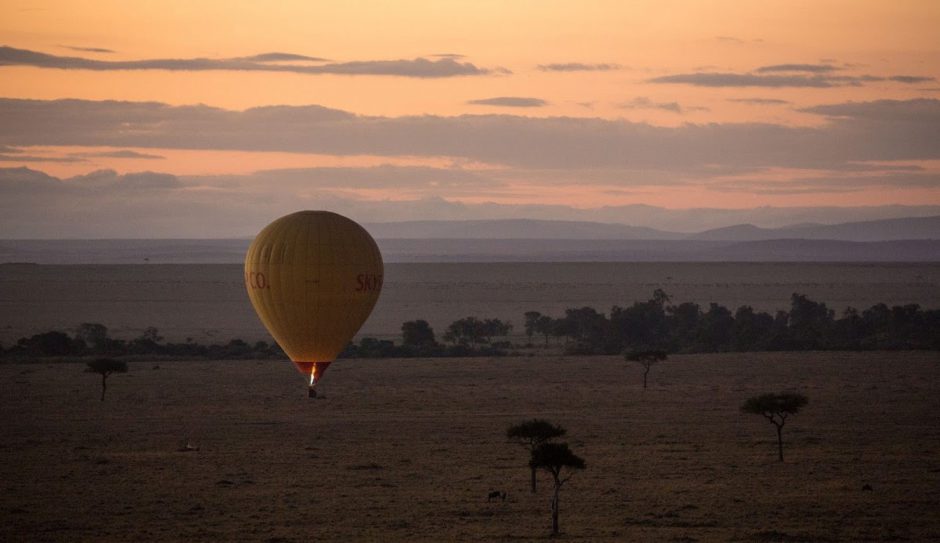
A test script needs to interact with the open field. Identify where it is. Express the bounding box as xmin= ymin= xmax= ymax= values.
xmin=2 ymin=351 xmax=939 ymax=542
xmin=2 ymin=262 xmax=938 ymax=345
